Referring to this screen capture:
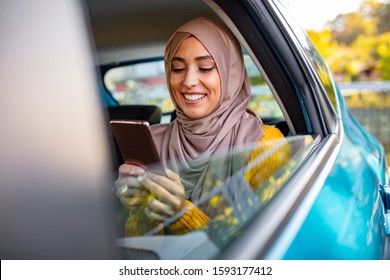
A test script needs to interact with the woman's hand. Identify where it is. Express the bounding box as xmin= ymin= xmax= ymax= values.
xmin=139 ymin=168 xmax=186 ymax=222
xmin=115 ymin=164 xmax=186 ymax=222
xmin=114 ymin=163 xmax=147 ymax=208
